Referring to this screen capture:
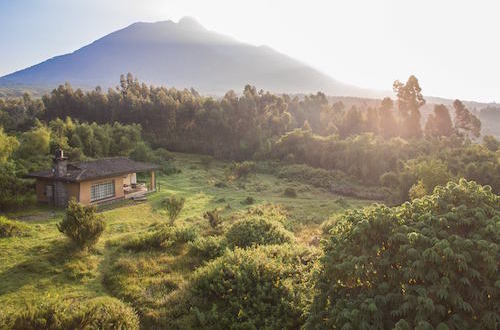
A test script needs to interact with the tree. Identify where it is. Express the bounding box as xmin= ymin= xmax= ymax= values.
xmin=453 ymin=99 xmax=481 ymax=138
xmin=57 ymin=199 xmax=105 ymax=250
xmin=378 ymin=97 xmax=398 ymax=139
xmin=425 ymin=104 xmax=454 ymax=137
xmin=0 ymin=127 xmax=19 ymax=163
xmin=307 ymin=180 xmax=499 ymax=329
xmin=393 ymin=75 xmax=425 ymax=139
xmin=162 ymin=195 xmax=185 ymax=225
